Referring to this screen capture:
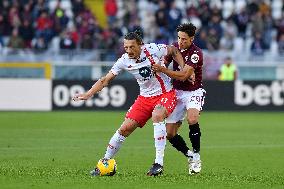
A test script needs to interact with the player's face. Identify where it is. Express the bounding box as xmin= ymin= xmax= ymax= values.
xmin=178 ymin=31 xmax=194 ymax=50
xmin=124 ymin=39 xmax=142 ymax=59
